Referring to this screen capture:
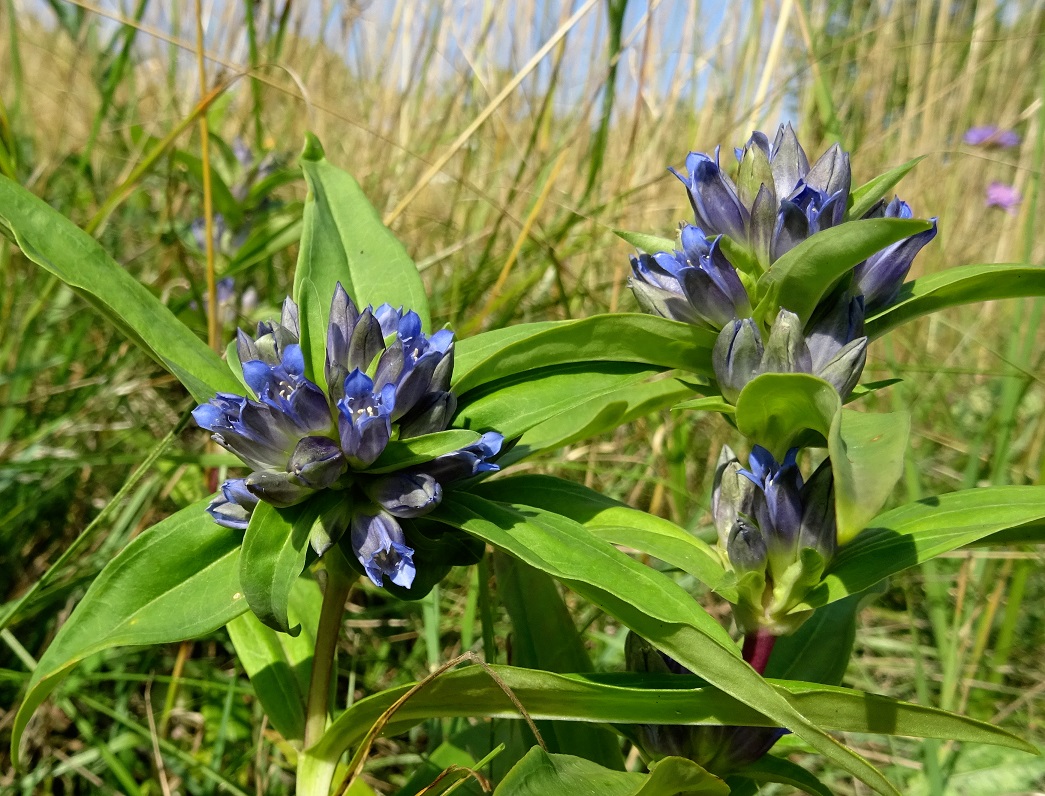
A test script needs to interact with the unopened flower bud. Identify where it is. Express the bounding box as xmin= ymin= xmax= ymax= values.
xmin=713 ymin=319 xmax=763 ymax=403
